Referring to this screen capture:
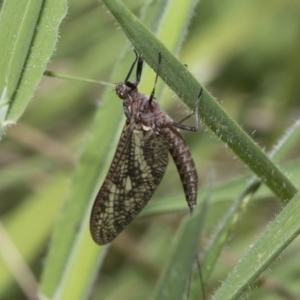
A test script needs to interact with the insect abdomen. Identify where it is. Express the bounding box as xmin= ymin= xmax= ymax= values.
xmin=162 ymin=126 xmax=198 ymax=210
